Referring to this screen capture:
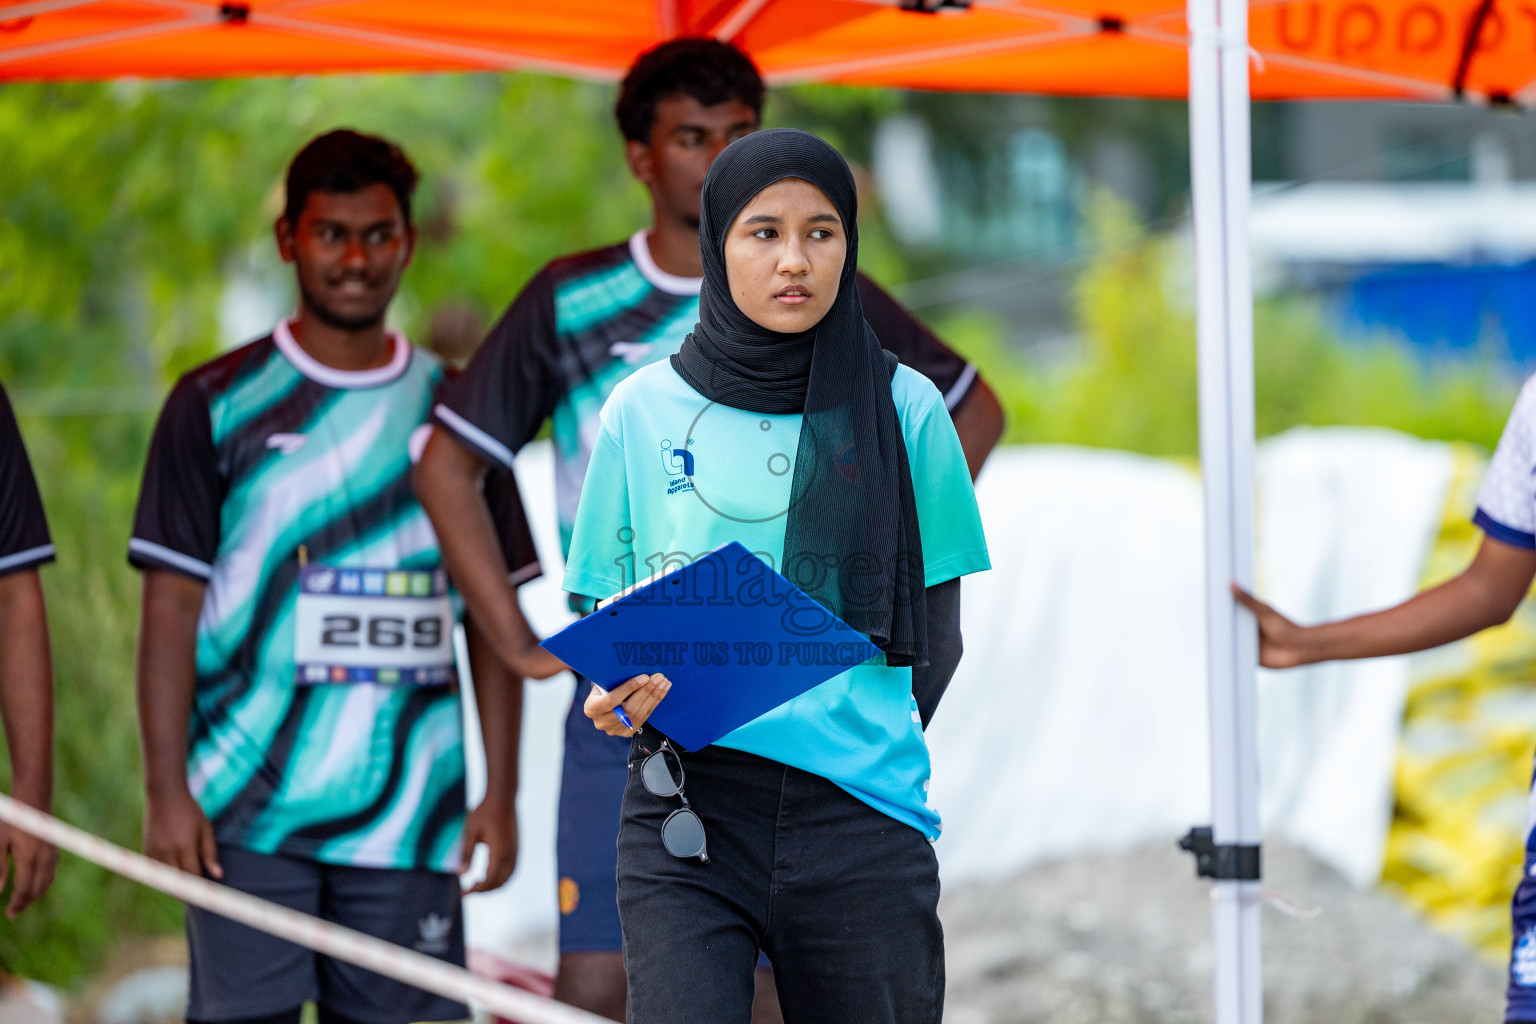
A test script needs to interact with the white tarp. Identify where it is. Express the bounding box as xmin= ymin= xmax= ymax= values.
xmin=1251 ymin=428 xmax=1455 ymax=885
xmin=463 ymin=428 xmax=1457 ymax=951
